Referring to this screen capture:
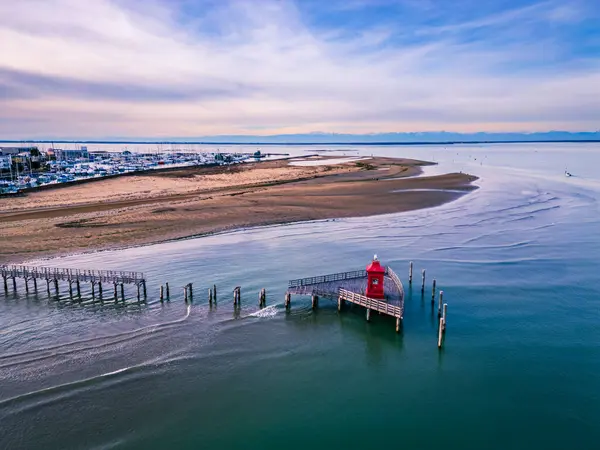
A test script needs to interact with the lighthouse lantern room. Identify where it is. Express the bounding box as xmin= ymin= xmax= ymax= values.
xmin=365 ymin=255 xmax=386 ymax=299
